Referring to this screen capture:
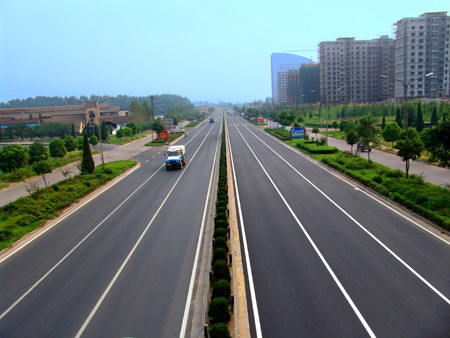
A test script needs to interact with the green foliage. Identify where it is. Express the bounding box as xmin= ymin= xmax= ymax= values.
xmin=64 ymin=135 xmax=77 ymax=154
xmin=416 ymin=101 xmax=424 ymax=132
xmin=212 ymin=260 xmax=230 ymax=281
xmin=421 ymin=120 xmax=450 ymax=168
xmin=125 ymin=121 xmax=140 ymax=135
xmin=382 ymin=122 xmax=401 ymax=147
xmin=296 ymin=141 xmax=338 ymax=154
xmin=49 ymin=138 xmax=67 ymax=158
xmin=396 ymin=129 xmax=424 ymax=178
xmin=81 ymin=133 xmax=95 ymax=175
xmin=89 ymin=135 xmax=99 ymax=148
xmin=357 ymin=114 xmax=380 ymax=161
xmin=28 ymin=141 xmax=49 ymax=164
xmin=346 ymin=131 xmax=359 ymax=151
xmin=101 ymin=121 xmax=108 ymax=141
xmin=213 ymin=248 xmax=228 ymax=262
xmin=152 ymin=118 xmax=164 ymax=134
xmin=213 ymin=237 xmax=228 ymax=252
xmin=212 ymin=279 xmax=231 ymax=300
xmin=0 ymin=144 xmax=29 ymax=178
xmin=208 ymin=297 xmax=230 ymax=324
xmin=77 ymin=137 xmax=84 ymax=150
